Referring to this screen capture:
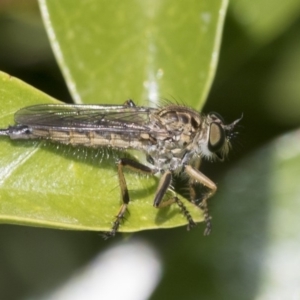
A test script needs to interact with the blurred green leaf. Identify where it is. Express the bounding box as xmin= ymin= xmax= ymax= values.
xmin=209 ymin=129 xmax=300 ymax=298
xmin=230 ymin=0 xmax=300 ymax=44
xmin=0 ymin=10 xmax=52 ymax=68
xmin=216 ymin=0 xmax=300 ymax=81
xmin=39 ymin=0 xmax=228 ymax=109
xmin=0 ymin=71 xmax=204 ymax=232
xmin=263 ymin=35 xmax=300 ymax=126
